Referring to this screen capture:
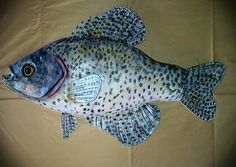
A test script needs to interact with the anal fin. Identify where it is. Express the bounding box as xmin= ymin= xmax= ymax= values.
xmin=86 ymin=103 xmax=160 ymax=146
